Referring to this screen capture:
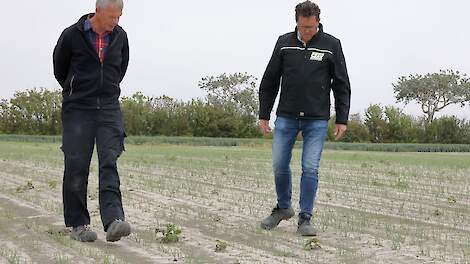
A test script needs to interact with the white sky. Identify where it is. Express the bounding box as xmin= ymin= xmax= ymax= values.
xmin=1 ymin=0 xmax=469 ymax=120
